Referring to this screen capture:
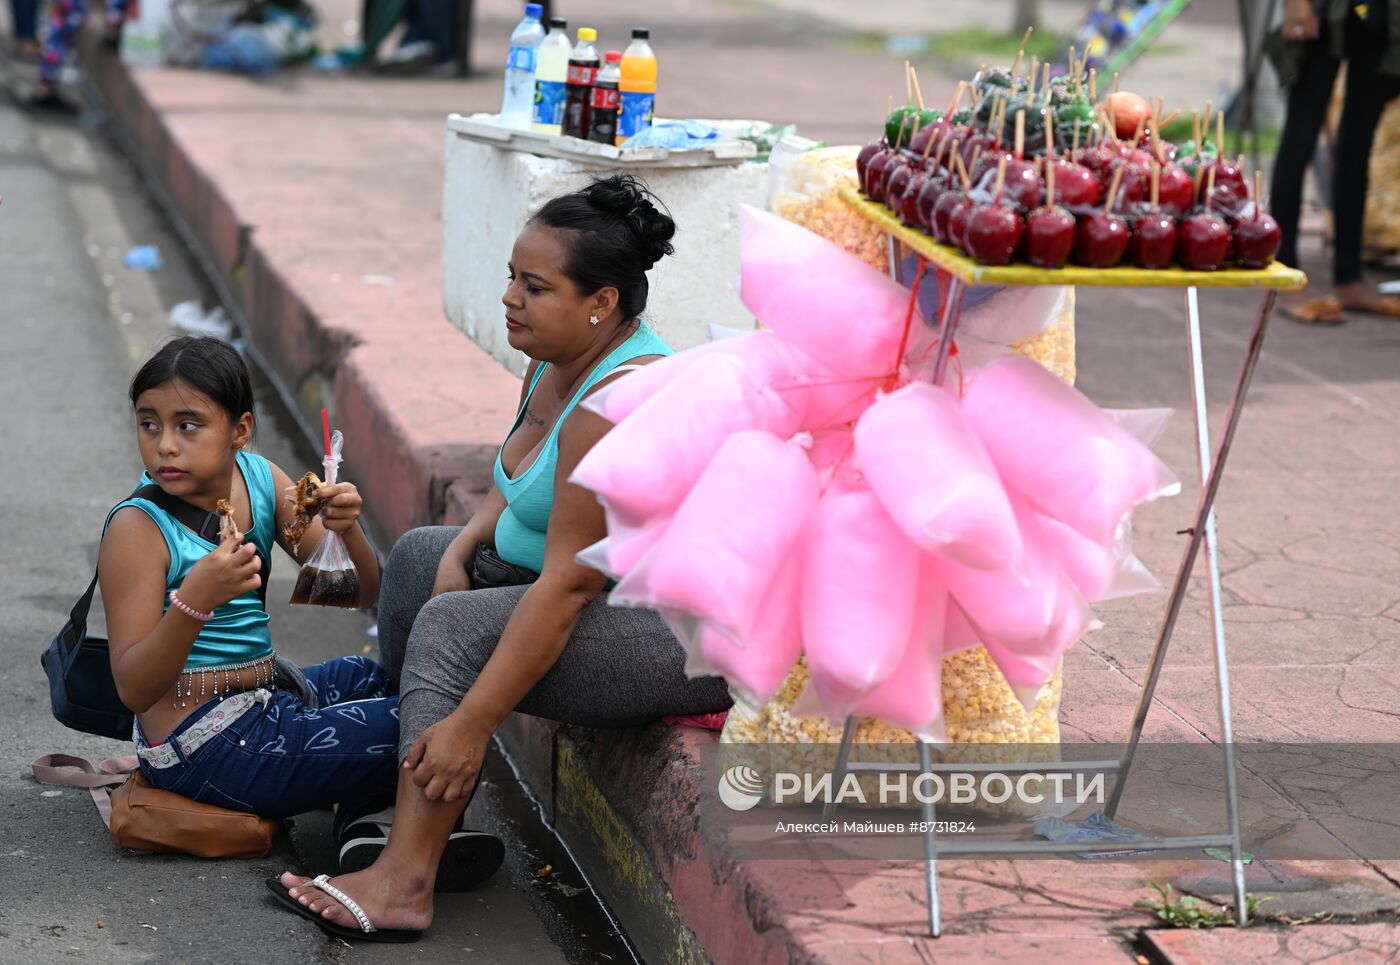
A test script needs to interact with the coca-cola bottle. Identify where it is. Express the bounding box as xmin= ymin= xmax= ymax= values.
xmin=562 ymin=27 xmax=599 ymax=140
xmin=587 ymin=51 xmax=622 ymax=143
